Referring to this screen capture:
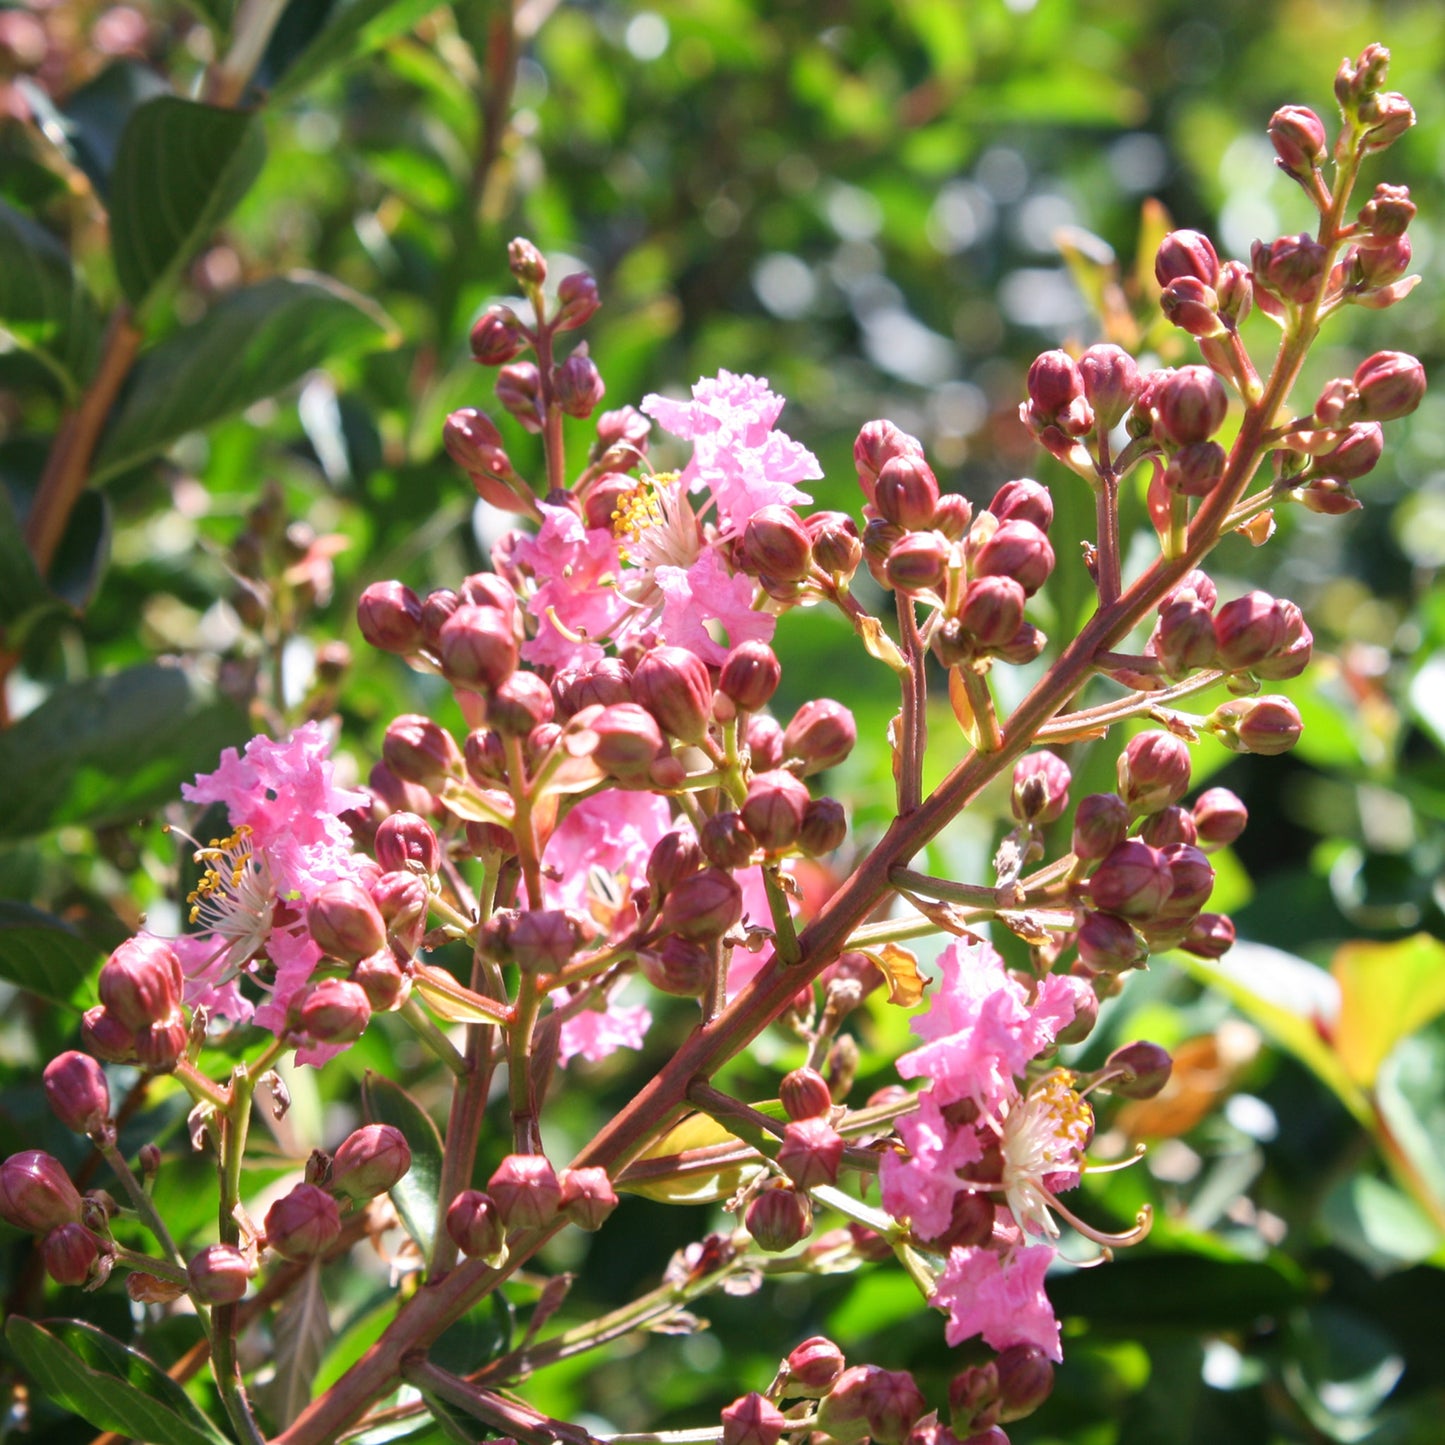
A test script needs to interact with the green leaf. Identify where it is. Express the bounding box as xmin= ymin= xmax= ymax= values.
xmin=1331 ymin=934 xmax=1445 ymax=1087
xmin=0 ymin=902 xmax=99 ymax=1007
xmin=4 ymin=1317 xmax=230 ymax=1445
xmin=47 ymin=489 xmax=112 ymax=612
xmin=266 ymin=0 xmax=447 ymax=103
xmin=0 ymin=199 xmax=102 ymax=393
xmin=361 ymin=1071 xmax=443 ymax=1259
xmin=92 ymin=275 xmax=397 ymax=484
xmin=0 ymin=662 xmax=247 ymax=839
xmin=109 ymin=97 xmax=265 ymax=308
xmin=58 ymin=63 xmax=173 ymax=197
xmin=1322 ymin=1174 xmax=1443 ymax=1272
xmin=0 ymin=470 xmax=60 ymax=638
xmin=258 ymin=1261 xmax=332 ymax=1429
